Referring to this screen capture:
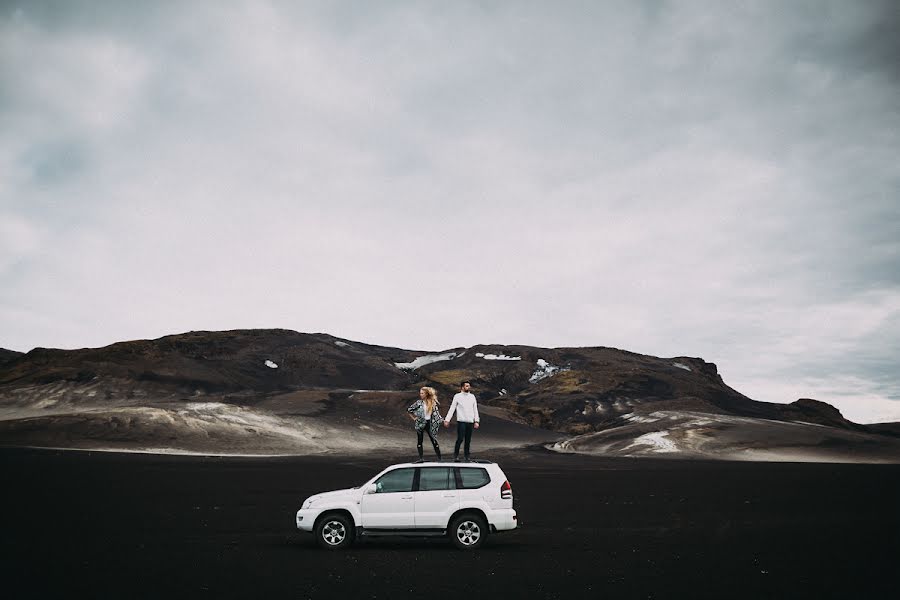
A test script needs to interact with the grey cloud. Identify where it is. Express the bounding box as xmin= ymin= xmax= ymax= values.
xmin=1 ymin=0 xmax=898 ymax=422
